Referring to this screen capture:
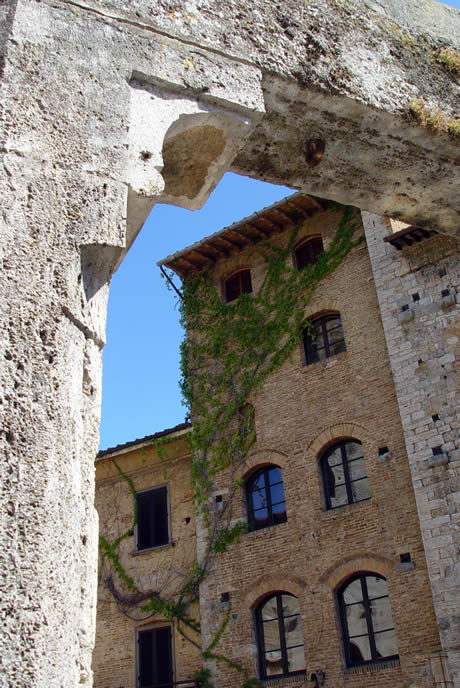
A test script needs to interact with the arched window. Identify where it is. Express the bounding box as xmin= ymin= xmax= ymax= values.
xmin=255 ymin=593 xmax=306 ymax=679
xmin=321 ymin=440 xmax=370 ymax=509
xmin=224 ymin=269 xmax=252 ymax=302
xmin=303 ymin=313 xmax=346 ymax=365
xmin=338 ymin=574 xmax=399 ymax=666
xmin=294 ymin=236 xmax=324 ymax=269
xmin=246 ymin=466 xmax=286 ymax=531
